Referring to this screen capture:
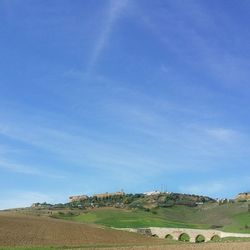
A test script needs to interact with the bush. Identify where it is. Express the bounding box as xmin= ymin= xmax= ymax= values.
xmin=210 ymin=225 xmax=223 ymax=229
xmin=175 ymin=200 xmax=196 ymax=207
xmin=196 ymin=235 xmax=205 ymax=243
xmin=164 ymin=200 xmax=175 ymax=207
xmin=238 ymin=199 xmax=247 ymax=202
xmin=151 ymin=210 xmax=157 ymax=214
xmin=210 ymin=235 xmax=220 ymax=242
xmin=179 ymin=233 xmax=190 ymax=242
